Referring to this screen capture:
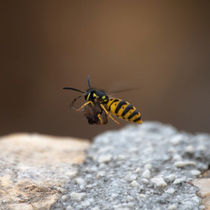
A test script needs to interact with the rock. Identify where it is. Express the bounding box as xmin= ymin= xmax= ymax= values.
xmin=75 ymin=177 xmax=86 ymax=189
xmin=114 ymin=206 xmax=130 ymax=210
xmin=170 ymin=134 xmax=183 ymax=145
xmin=151 ymin=176 xmax=167 ymax=188
xmin=144 ymin=164 xmax=152 ymax=169
xmin=130 ymin=180 xmax=139 ymax=187
xmin=185 ymin=145 xmax=195 ymax=154
xmin=66 ymin=205 xmax=73 ymax=210
xmin=142 ymin=169 xmax=151 ymax=179
xmin=193 ymin=177 xmax=210 ymax=197
xmin=168 ymin=204 xmax=177 ymax=210
xmin=2 ymin=122 xmax=210 ymax=210
xmin=197 ymin=145 xmax=207 ymax=152
xmin=139 ymin=194 xmax=146 ymax=198
xmin=173 ymin=177 xmax=186 ymax=184
xmin=97 ymin=154 xmax=112 ymax=163
xmin=70 ymin=192 xmax=86 ymax=201
xmin=0 ymin=133 xmax=89 ymax=210
xmin=166 ymin=188 xmax=175 ymax=194
xmin=126 ymin=195 xmax=134 ymax=201
xmin=190 ymin=169 xmax=201 ymax=176
xmin=135 ymin=168 xmax=141 ymax=173
xmin=174 ymin=161 xmax=196 ymax=168
xmin=96 ymin=171 xmax=106 ymax=178
xmin=141 ymin=178 xmax=149 ymax=184
xmin=52 ymin=122 xmax=210 ymax=210
xmin=172 ymin=154 xmax=182 ymax=161
xmin=65 ymin=168 xmax=79 ymax=178
xmin=203 ymin=197 xmax=210 ymax=210
xmin=91 ymin=207 xmax=100 ymax=210
xmin=118 ymin=154 xmax=126 ymax=160
xmin=61 ymin=195 xmax=69 ymax=201
xmin=165 ymin=174 xmax=176 ymax=183
xmin=126 ymin=174 xmax=137 ymax=182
